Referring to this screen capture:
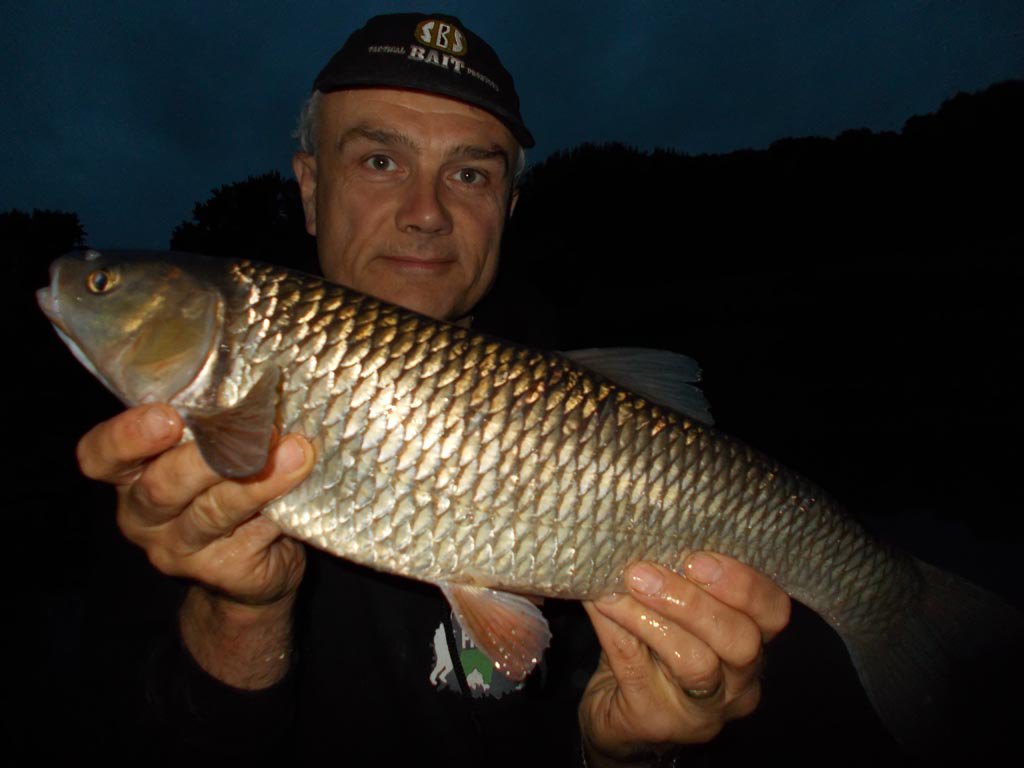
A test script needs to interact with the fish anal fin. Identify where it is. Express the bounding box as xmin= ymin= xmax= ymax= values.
xmin=186 ymin=369 xmax=281 ymax=478
xmin=440 ymin=583 xmax=552 ymax=682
